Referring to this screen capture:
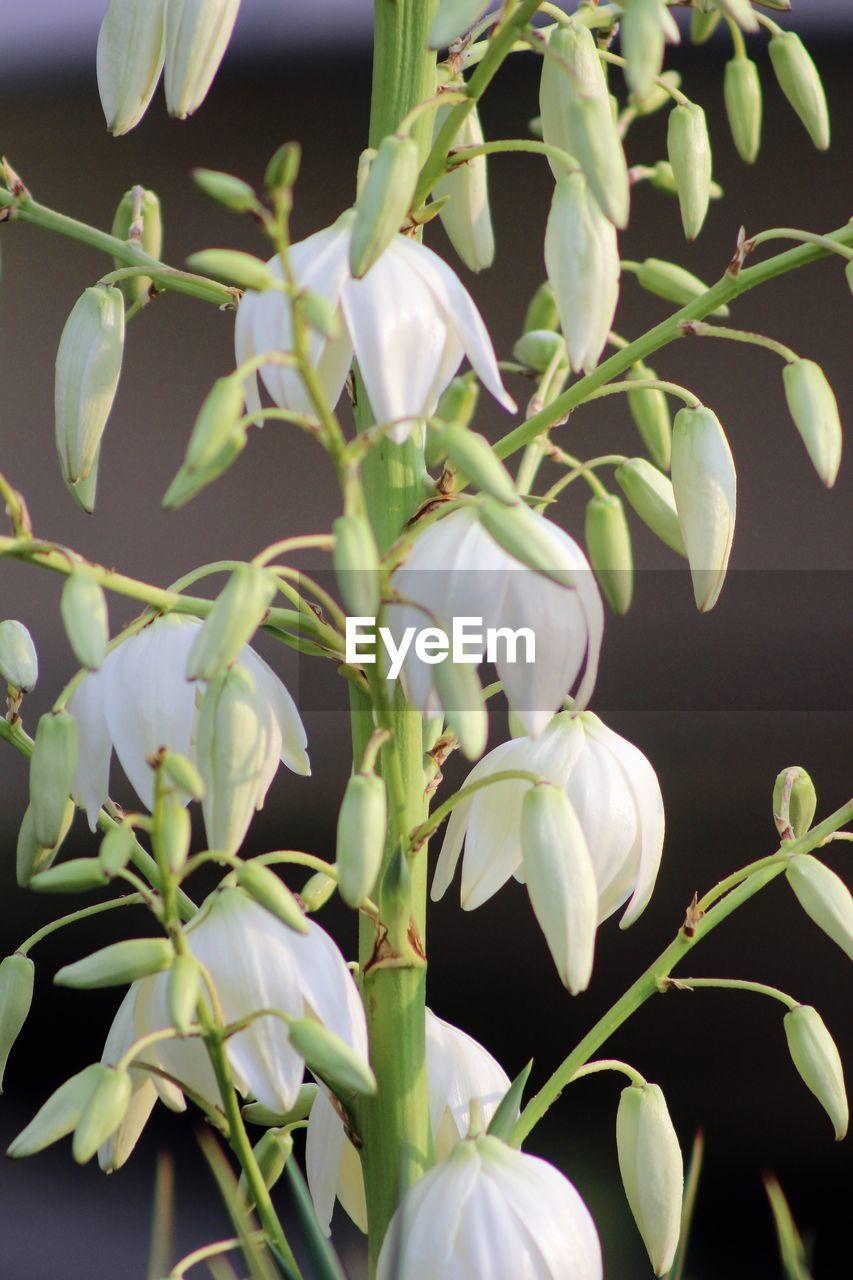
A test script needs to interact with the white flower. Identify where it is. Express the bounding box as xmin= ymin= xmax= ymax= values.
xmin=164 ymin=0 xmax=241 ymax=120
xmin=96 ymin=0 xmax=166 ymax=136
xmin=68 ymin=615 xmax=309 ymax=850
xmin=670 ymin=405 xmax=737 ymax=613
xmin=386 ymin=507 xmax=603 ymax=738
xmin=306 ymin=1009 xmax=511 ymax=1234
xmin=377 ymin=1135 xmax=603 ymax=1280
xmin=98 ymin=888 xmax=369 ymax=1170
xmin=433 ymin=709 xmax=664 ymax=938
xmin=235 ymin=214 xmax=514 ymax=443
xmin=433 ymin=104 xmax=495 ymax=273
